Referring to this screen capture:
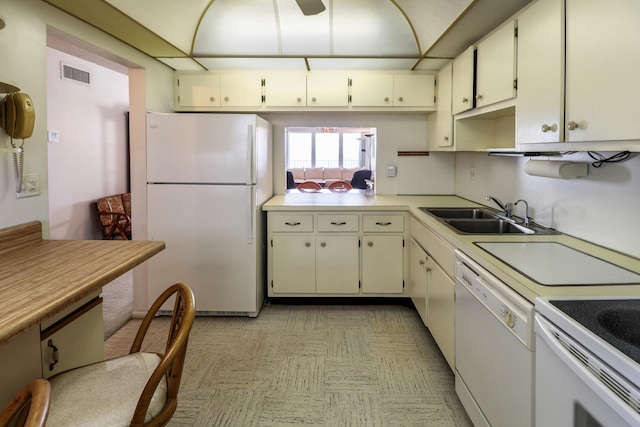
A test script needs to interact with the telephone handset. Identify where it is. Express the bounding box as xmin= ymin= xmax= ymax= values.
xmin=3 ymin=92 xmax=35 ymax=139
